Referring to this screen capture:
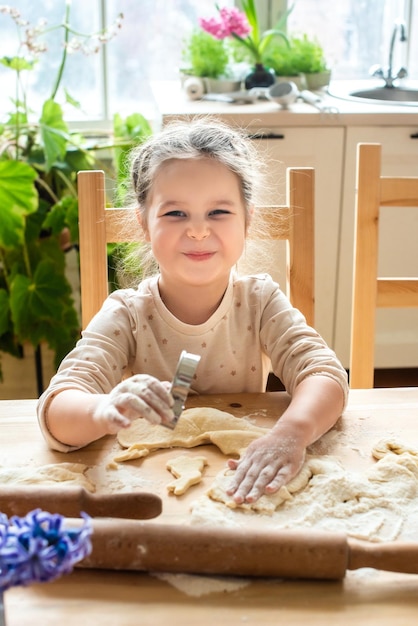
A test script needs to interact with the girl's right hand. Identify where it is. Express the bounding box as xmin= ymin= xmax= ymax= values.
xmin=92 ymin=374 xmax=175 ymax=434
